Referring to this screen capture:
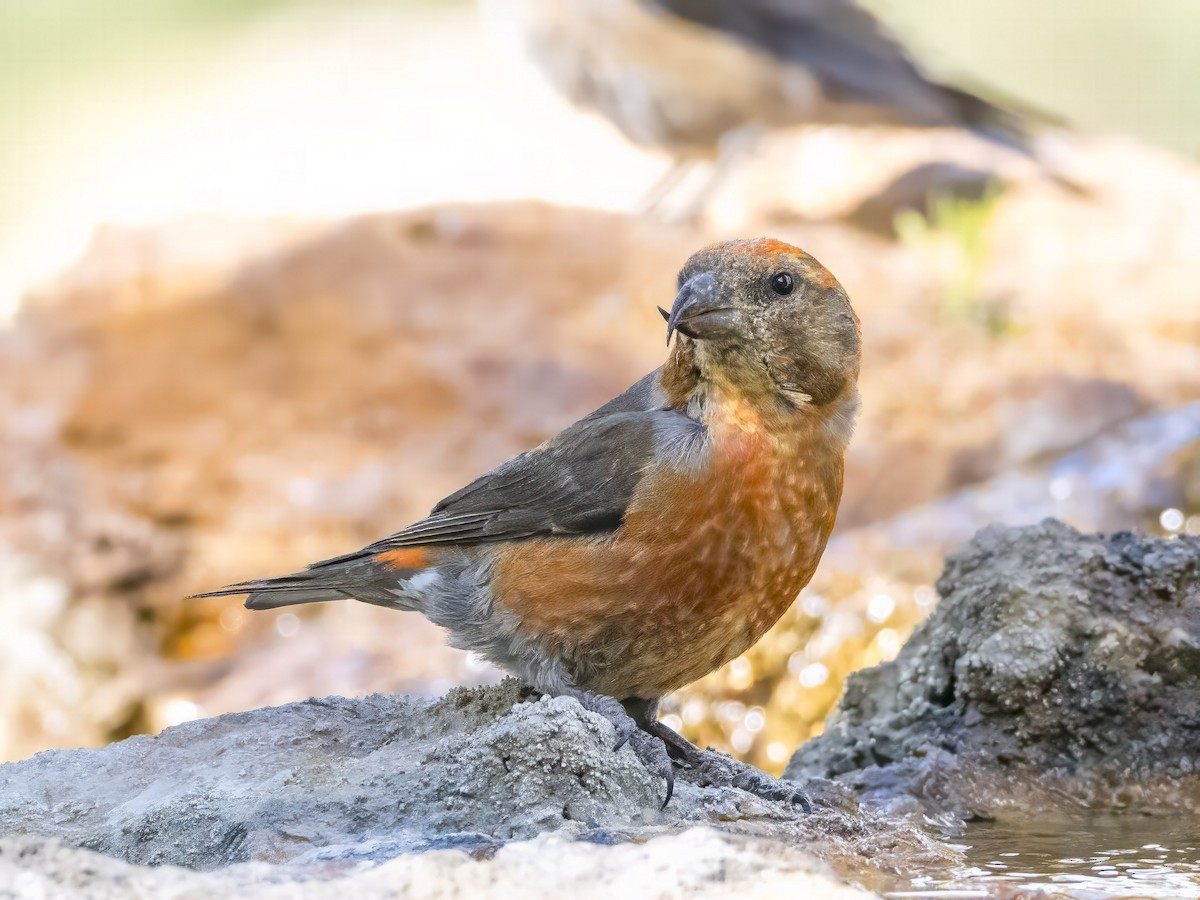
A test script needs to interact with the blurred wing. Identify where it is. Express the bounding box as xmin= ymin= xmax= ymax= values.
xmin=647 ymin=0 xmax=1024 ymax=136
xmin=335 ymin=370 xmax=704 ymax=558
